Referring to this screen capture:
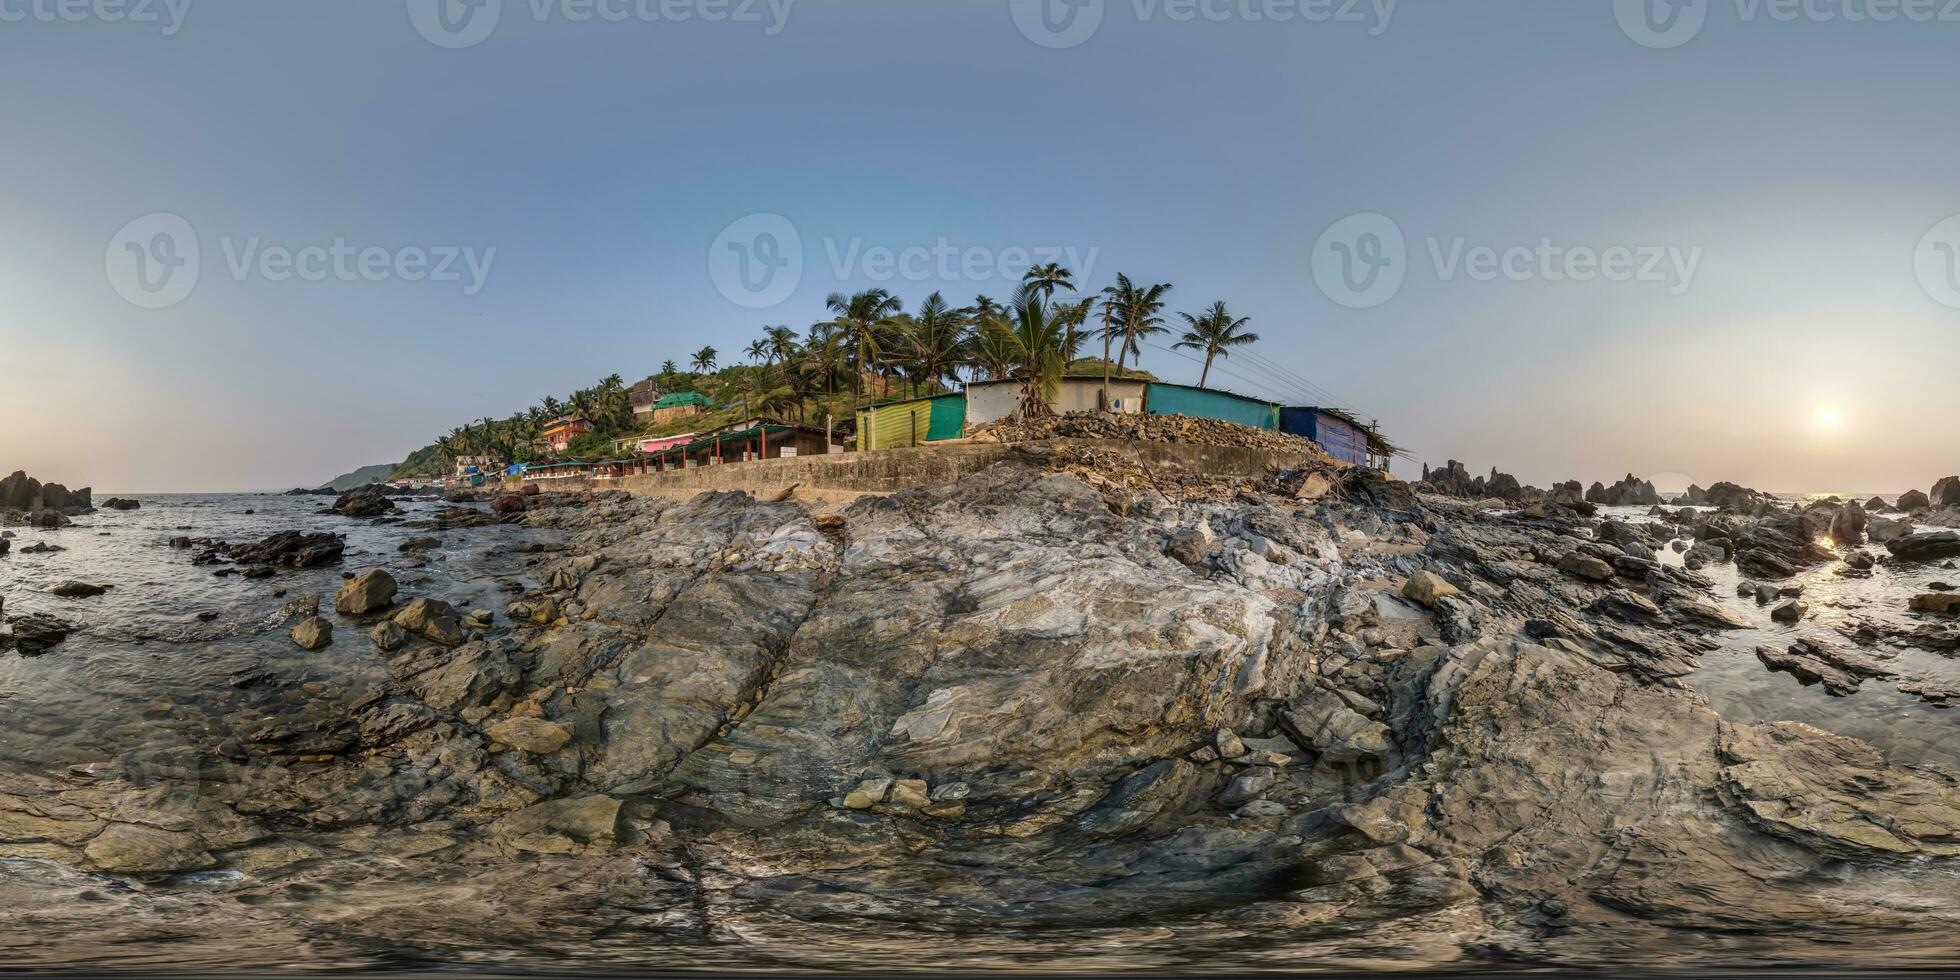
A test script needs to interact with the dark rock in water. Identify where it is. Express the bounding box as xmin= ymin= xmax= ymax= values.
xmin=398 ymin=536 xmax=441 ymax=552
xmin=209 ymin=531 xmax=347 ymax=569
xmin=1886 ymin=531 xmax=1960 ymax=562
xmin=1898 ymin=489 xmax=1932 ymax=512
xmin=18 ymin=541 xmax=64 ymax=555
xmin=0 ymin=538 xmax=7 ymax=557
xmin=102 ymin=498 xmax=140 ymax=511
xmin=0 ymin=471 xmax=94 ymax=515
xmin=1586 ymin=474 xmax=1663 ymax=507
xmin=6 ymin=613 xmax=74 ymax=654
xmin=1829 ymin=499 xmax=1866 ymax=545
xmin=47 ymin=581 xmax=111 ymax=598
xmin=1755 ymin=639 xmax=1892 ymax=696
xmin=1703 ymin=481 xmax=1776 ymax=512
xmin=1864 ymin=496 xmax=1891 ymax=512
xmin=1770 ymin=599 xmax=1808 ymax=622
xmin=1934 ymin=476 xmax=1960 ymax=509
xmin=331 ymin=486 xmax=397 ymax=518
xmin=490 ymin=494 xmax=528 ymax=516
xmin=1867 ymin=515 xmax=1915 ymax=544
